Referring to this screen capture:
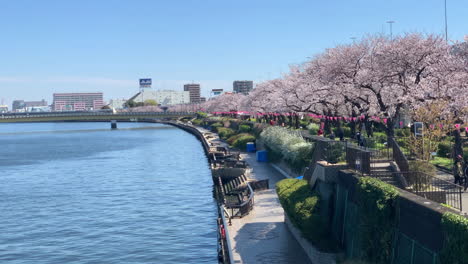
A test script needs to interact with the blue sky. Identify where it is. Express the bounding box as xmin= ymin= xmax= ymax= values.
xmin=0 ymin=0 xmax=466 ymax=107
